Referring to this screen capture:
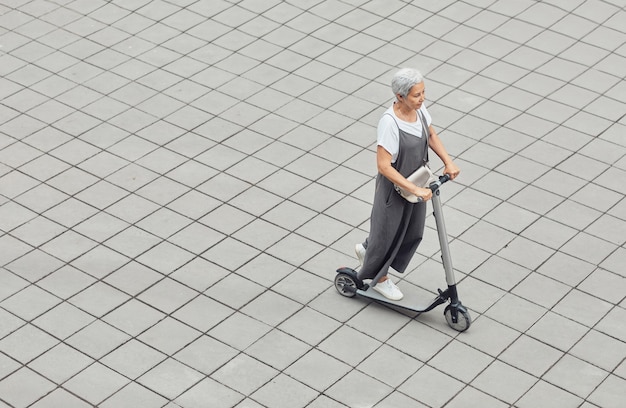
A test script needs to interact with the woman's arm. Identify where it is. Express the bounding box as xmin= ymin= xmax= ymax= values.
xmin=428 ymin=125 xmax=460 ymax=180
xmin=377 ymin=145 xmax=433 ymax=201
